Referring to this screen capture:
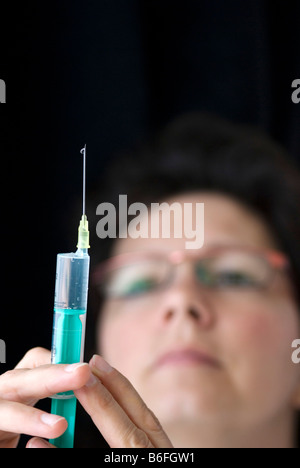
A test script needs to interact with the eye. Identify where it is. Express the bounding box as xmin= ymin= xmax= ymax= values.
xmin=195 ymin=254 xmax=267 ymax=289
xmin=196 ymin=266 xmax=258 ymax=288
xmin=214 ymin=270 xmax=258 ymax=287
xmin=102 ymin=259 xmax=170 ymax=299
xmin=122 ymin=277 xmax=158 ymax=297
